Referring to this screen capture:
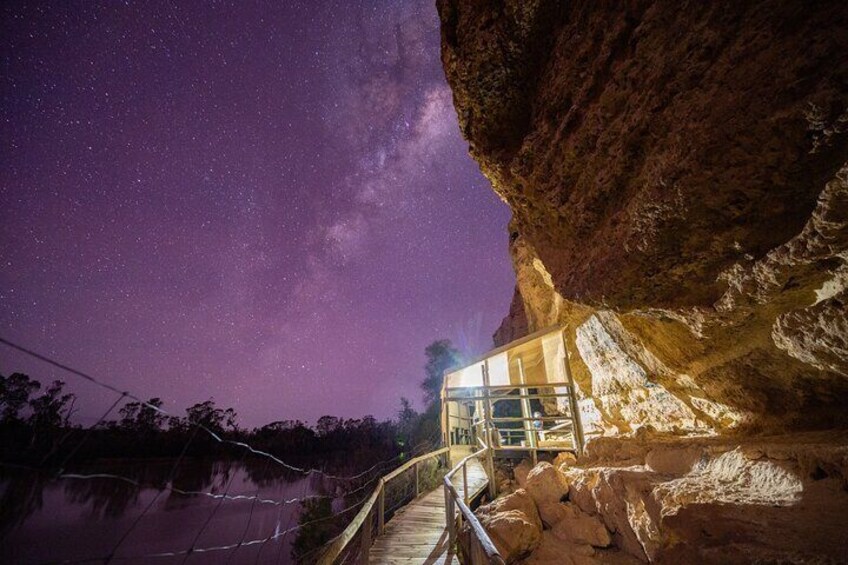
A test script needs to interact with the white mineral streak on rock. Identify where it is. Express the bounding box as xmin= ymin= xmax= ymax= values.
xmin=814 ymin=259 xmax=848 ymax=304
xmin=575 ymin=313 xmax=711 ymax=434
xmin=652 ymin=448 xmax=804 ymax=517
xmin=624 ymin=493 xmax=661 ymax=559
xmin=532 ymin=257 xmax=556 ymax=289
xmin=530 ymin=254 xmax=567 ymax=322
